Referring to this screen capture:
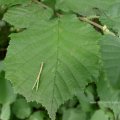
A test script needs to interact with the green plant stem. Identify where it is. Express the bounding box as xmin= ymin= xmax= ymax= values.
xmin=79 ymin=17 xmax=116 ymax=36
